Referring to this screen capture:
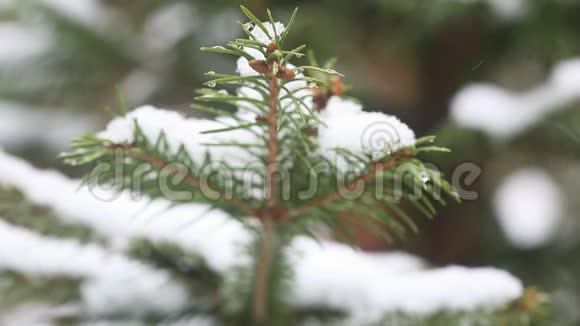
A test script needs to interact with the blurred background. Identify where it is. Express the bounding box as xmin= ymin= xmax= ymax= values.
xmin=1 ymin=0 xmax=579 ymax=324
